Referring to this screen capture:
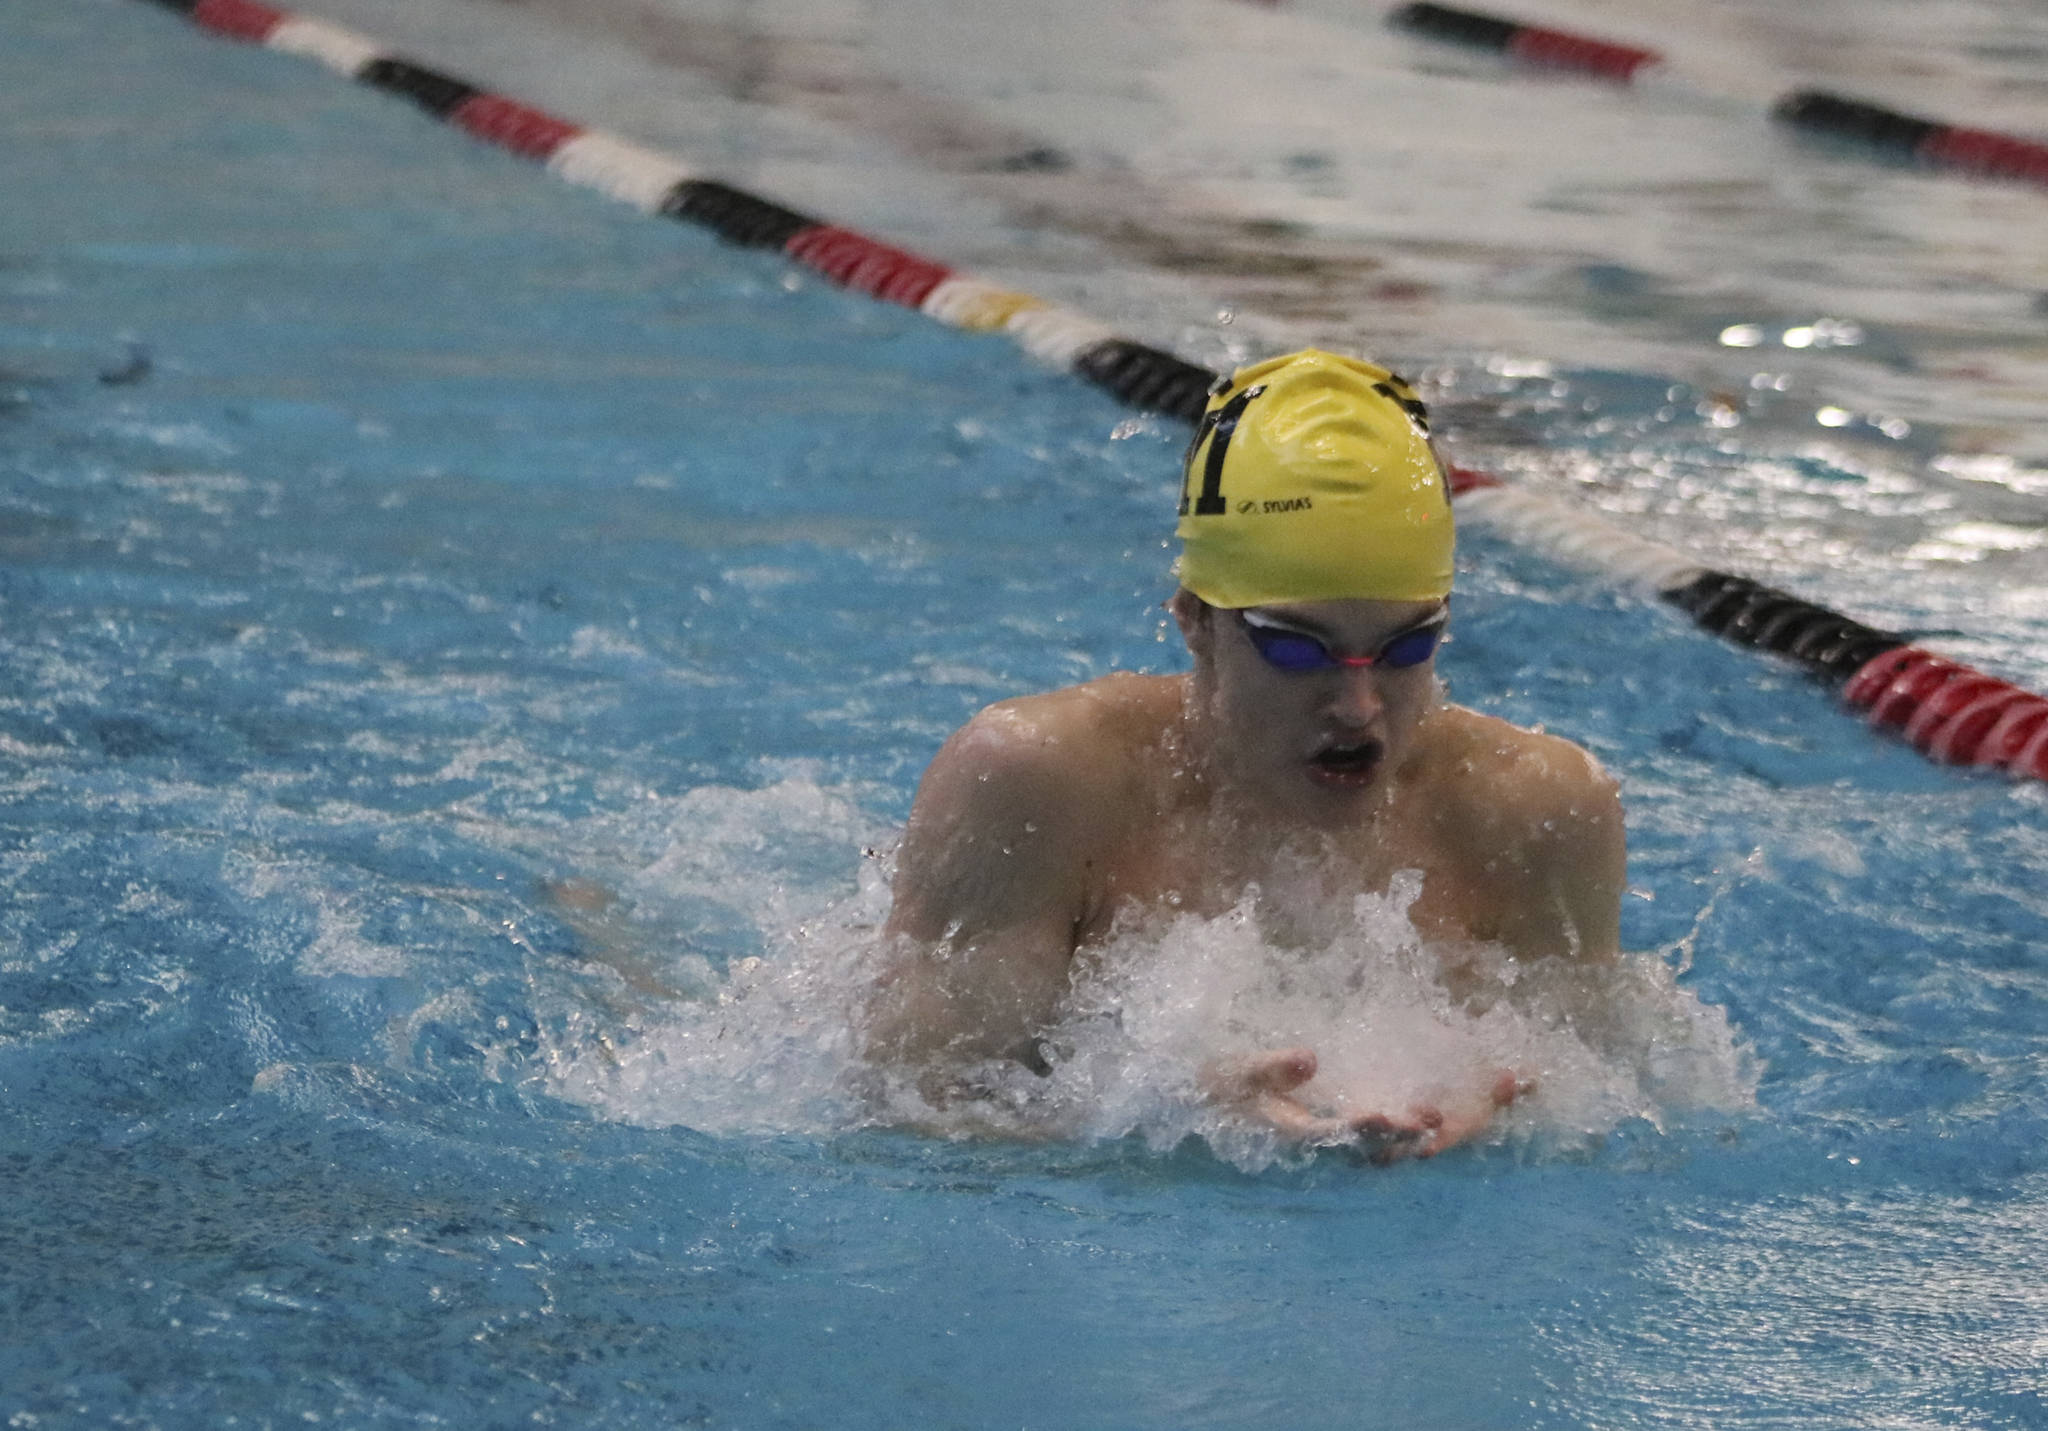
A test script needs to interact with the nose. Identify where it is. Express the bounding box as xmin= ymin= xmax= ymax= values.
xmin=1323 ymin=665 xmax=1385 ymax=731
